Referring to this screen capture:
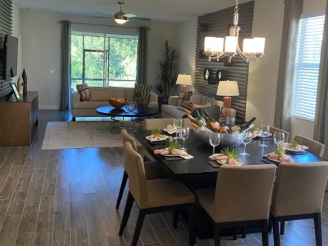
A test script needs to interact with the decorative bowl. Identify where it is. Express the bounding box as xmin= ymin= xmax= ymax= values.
xmin=108 ymin=97 xmax=128 ymax=109
xmin=194 ymin=128 xmax=244 ymax=148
